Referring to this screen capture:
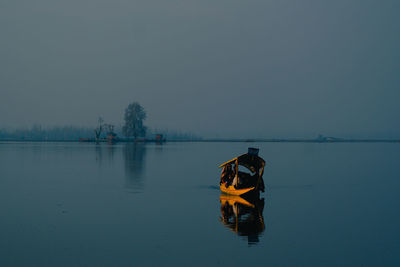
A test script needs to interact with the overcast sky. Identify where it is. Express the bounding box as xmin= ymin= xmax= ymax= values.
xmin=1 ymin=0 xmax=399 ymax=138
